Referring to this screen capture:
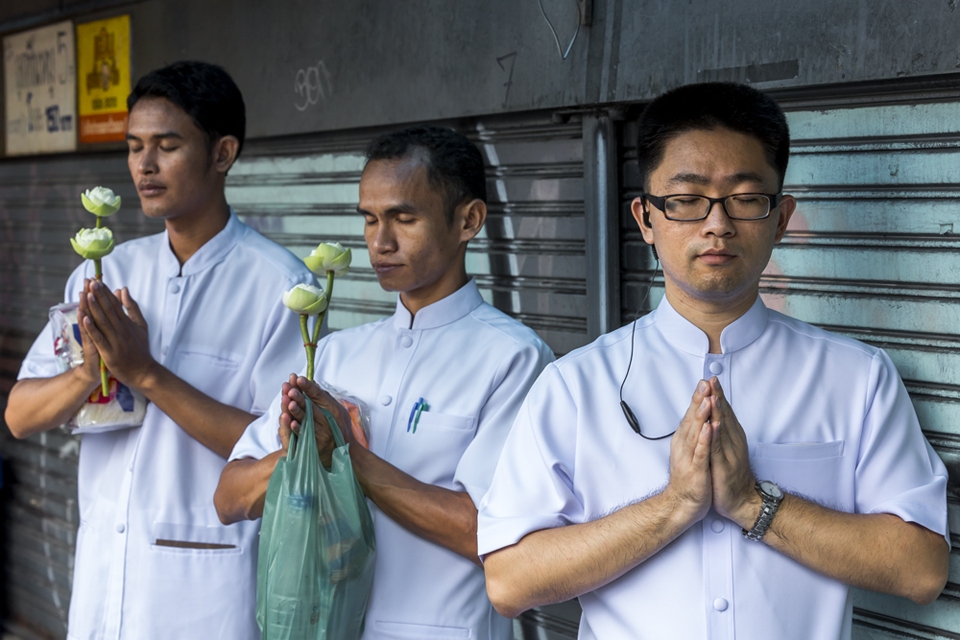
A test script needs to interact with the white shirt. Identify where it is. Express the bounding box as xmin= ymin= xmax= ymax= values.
xmin=232 ymin=279 xmax=554 ymax=640
xmin=19 ymin=212 xmax=314 ymax=640
xmin=477 ymin=296 xmax=949 ymax=640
